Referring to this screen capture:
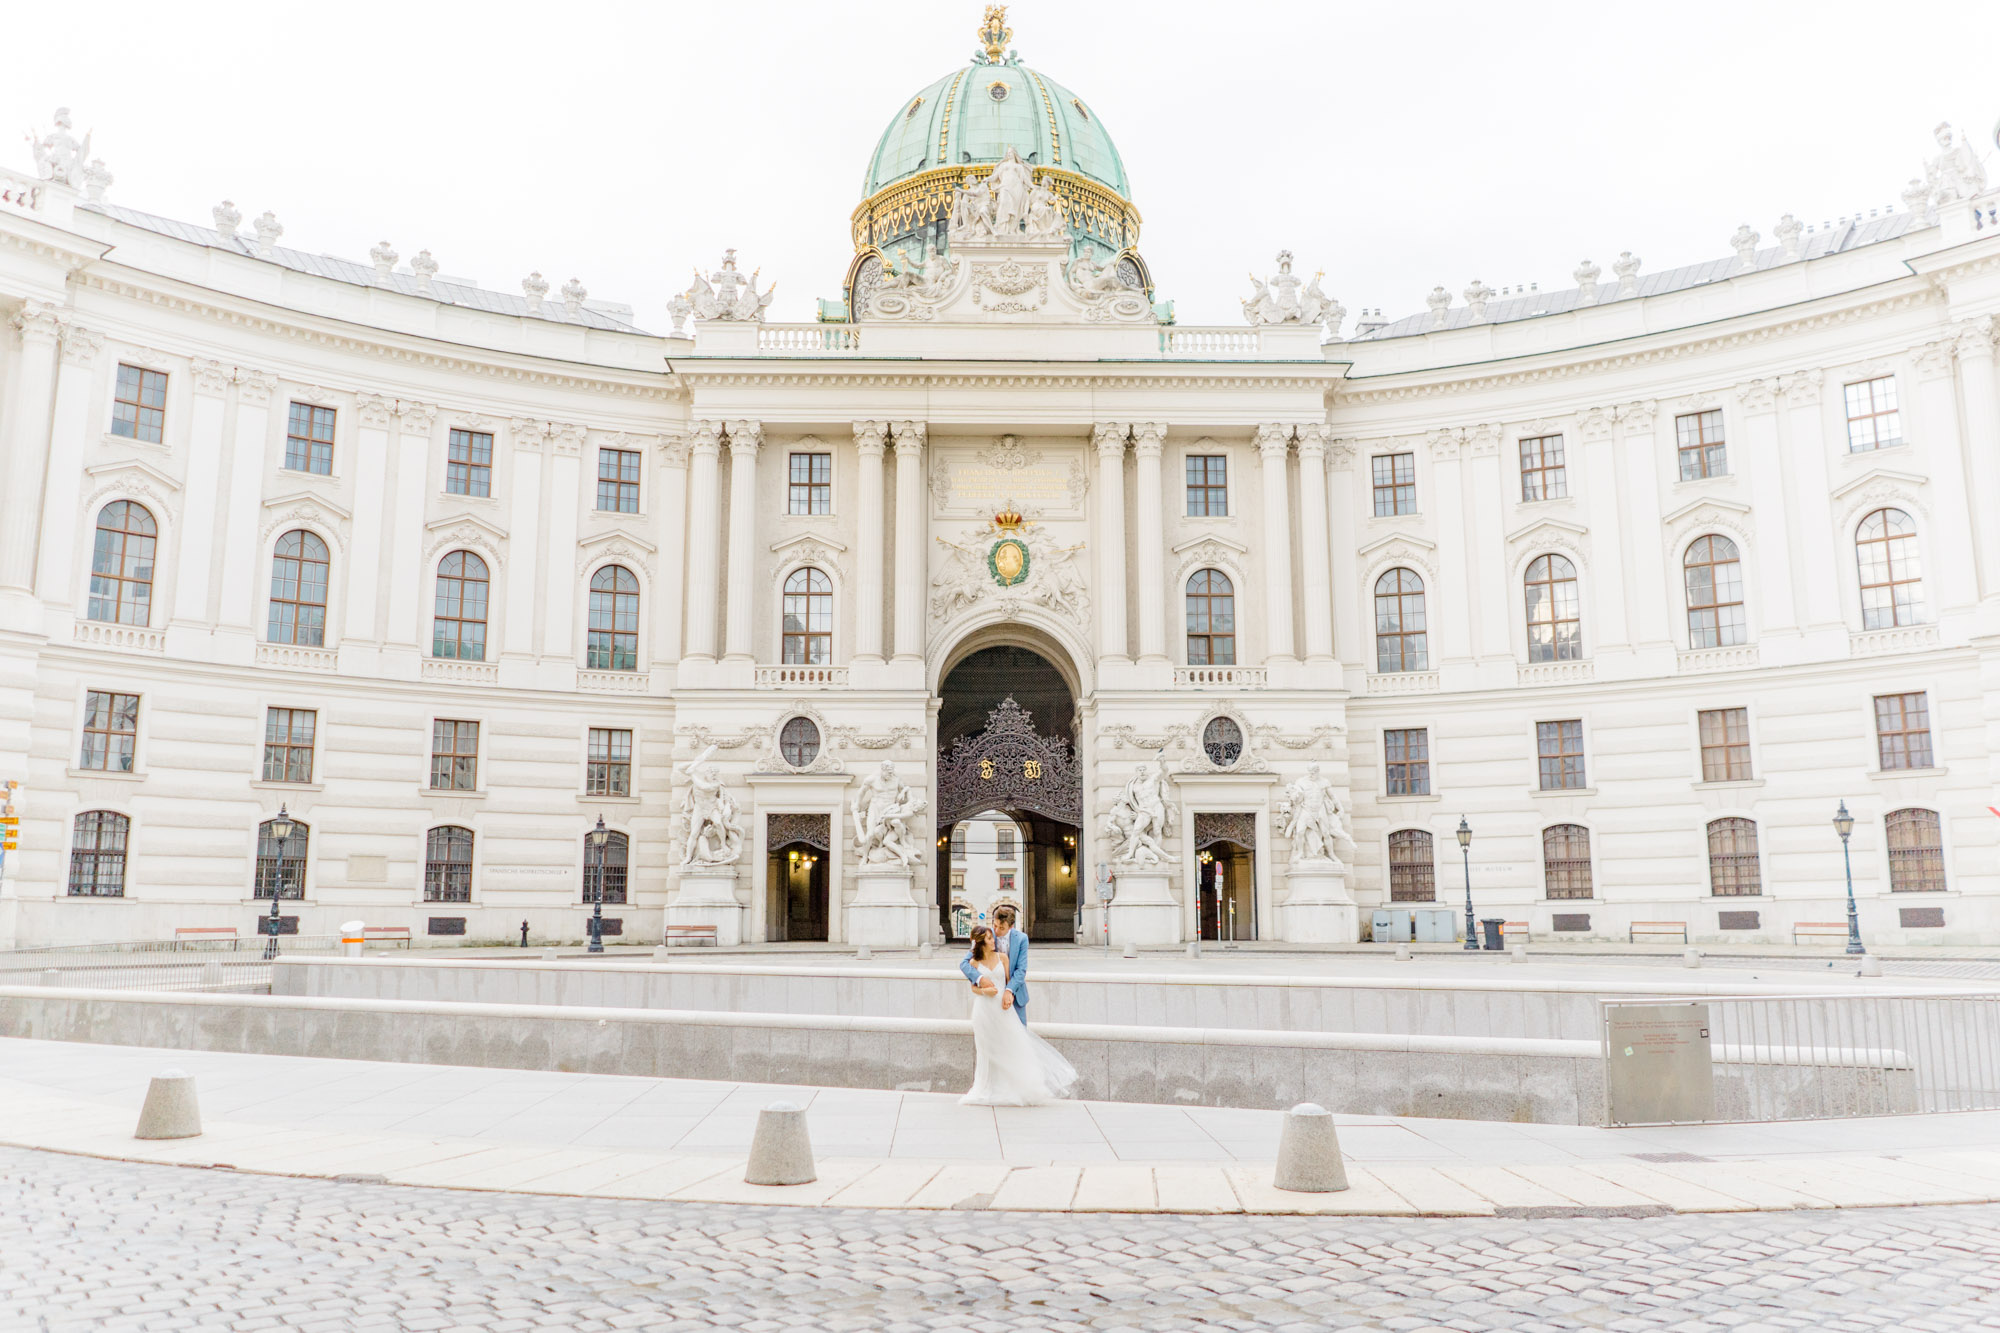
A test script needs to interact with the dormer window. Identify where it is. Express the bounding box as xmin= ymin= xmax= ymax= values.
xmin=904 ymin=97 xmax=925 ymax=121
xmin=1071 ymin=98 xmax=1090 ymax=121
